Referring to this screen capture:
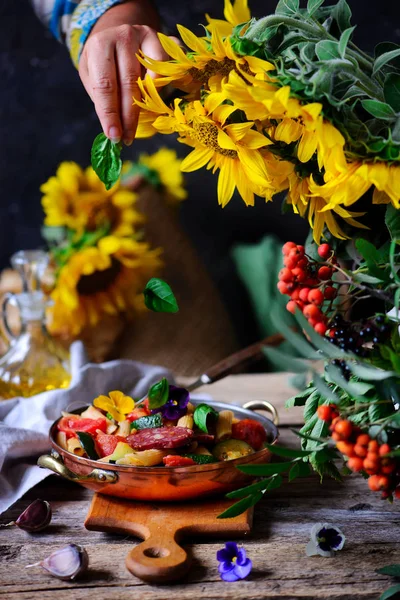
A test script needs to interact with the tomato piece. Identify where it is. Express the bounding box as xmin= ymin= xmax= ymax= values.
xmin=126 ymin=407 xmax=151 ymax=422
xmin=96 ymin=433 xmax=128 ymax=458
xmin=231 ymin=419 xmax=267 ymax=451
xmin=163 ymin=455 xmax=196 ymax=467
xmin=58 ymin=416 xmax=107 ymax=439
